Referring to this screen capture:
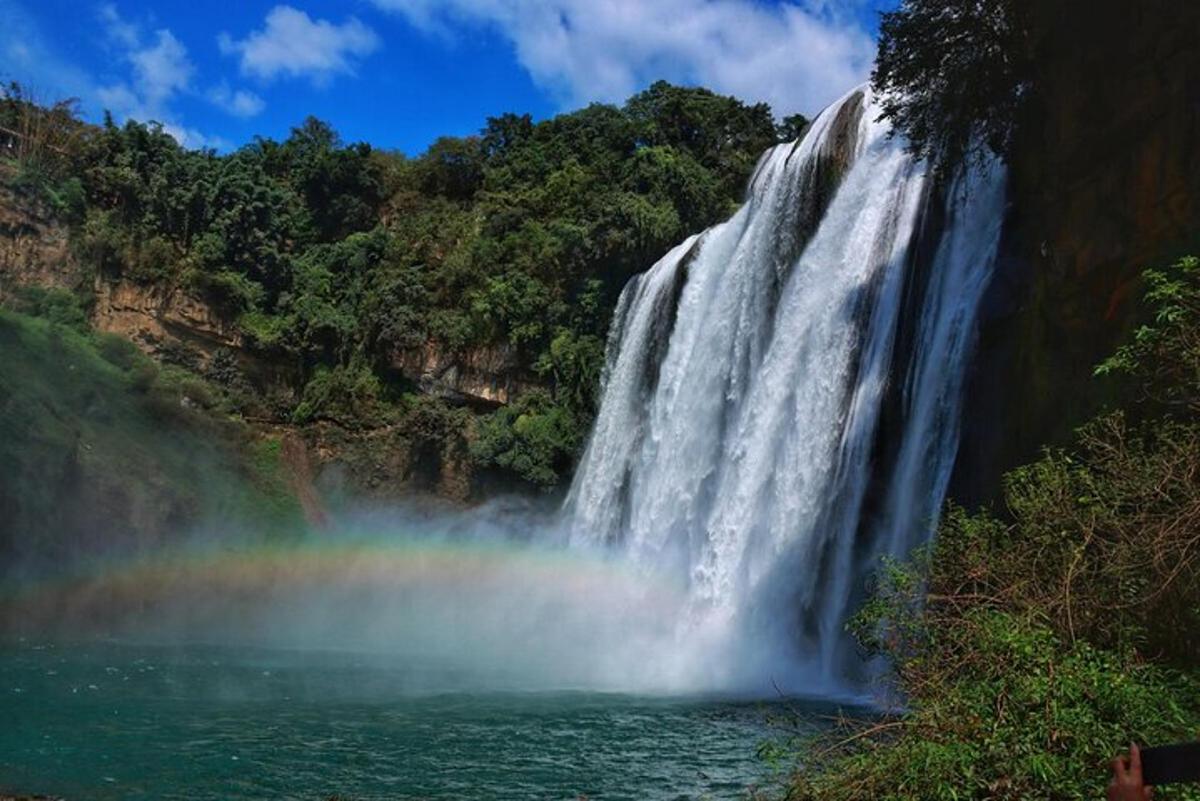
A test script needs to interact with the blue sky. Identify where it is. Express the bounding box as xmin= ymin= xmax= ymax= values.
xmin=1 ymin=0 xmax=895 ymax=155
